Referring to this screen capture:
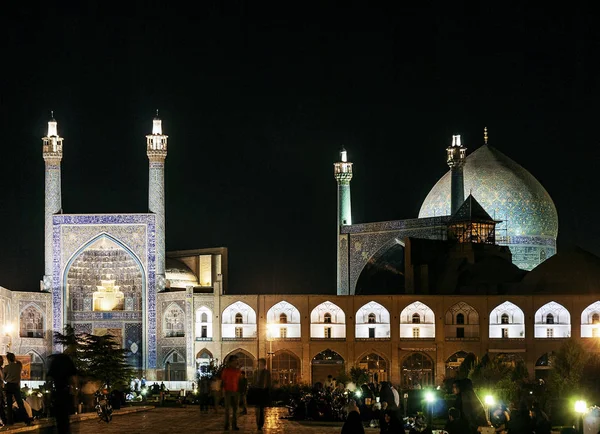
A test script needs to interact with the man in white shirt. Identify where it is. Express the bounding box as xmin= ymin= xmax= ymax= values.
xmin=391 ymin=384 xmax=400 ymax=408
